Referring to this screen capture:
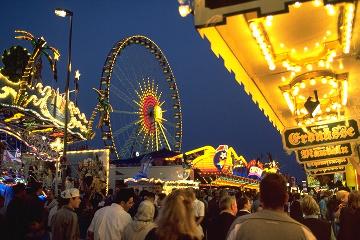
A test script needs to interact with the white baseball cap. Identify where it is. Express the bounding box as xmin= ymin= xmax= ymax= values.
xmin=61 ymin=188 xmax=80 ymax=199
